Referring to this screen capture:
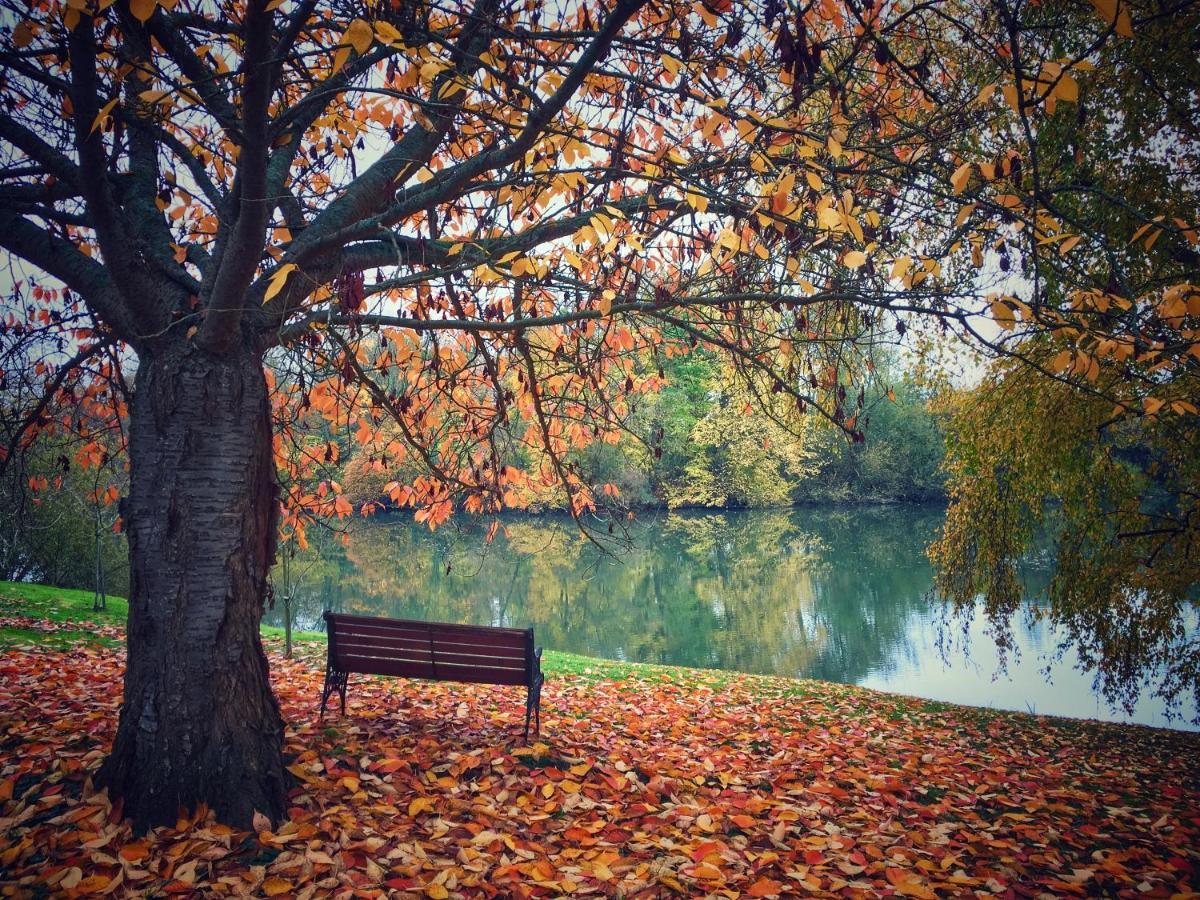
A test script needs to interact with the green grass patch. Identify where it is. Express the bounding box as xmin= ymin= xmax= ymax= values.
xmin=0 ymin=580 xmax=128 ymax=627
xmin=0 ymin=626 xmax=121 ymax=651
